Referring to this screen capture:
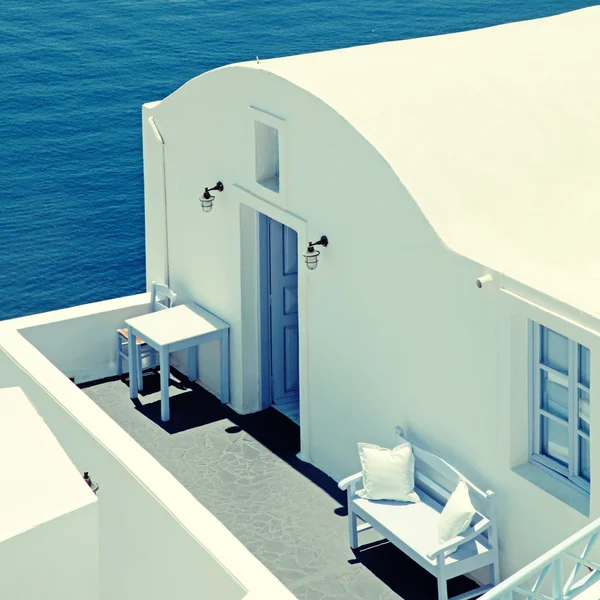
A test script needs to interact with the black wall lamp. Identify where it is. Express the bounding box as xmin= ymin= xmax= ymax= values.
xmin=83 ymin=471 xmax=99 ymax=494
xmin=200 ymin=181 xmax=224 ymax=212
xmin=303 ymin=236 xmax=329 ymax=270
